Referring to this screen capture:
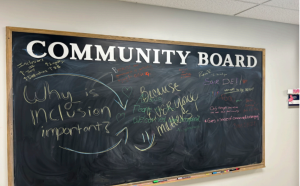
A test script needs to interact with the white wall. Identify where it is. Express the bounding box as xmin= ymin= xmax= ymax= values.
xmin=0 ymin=0 xmax=298 ymax=185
